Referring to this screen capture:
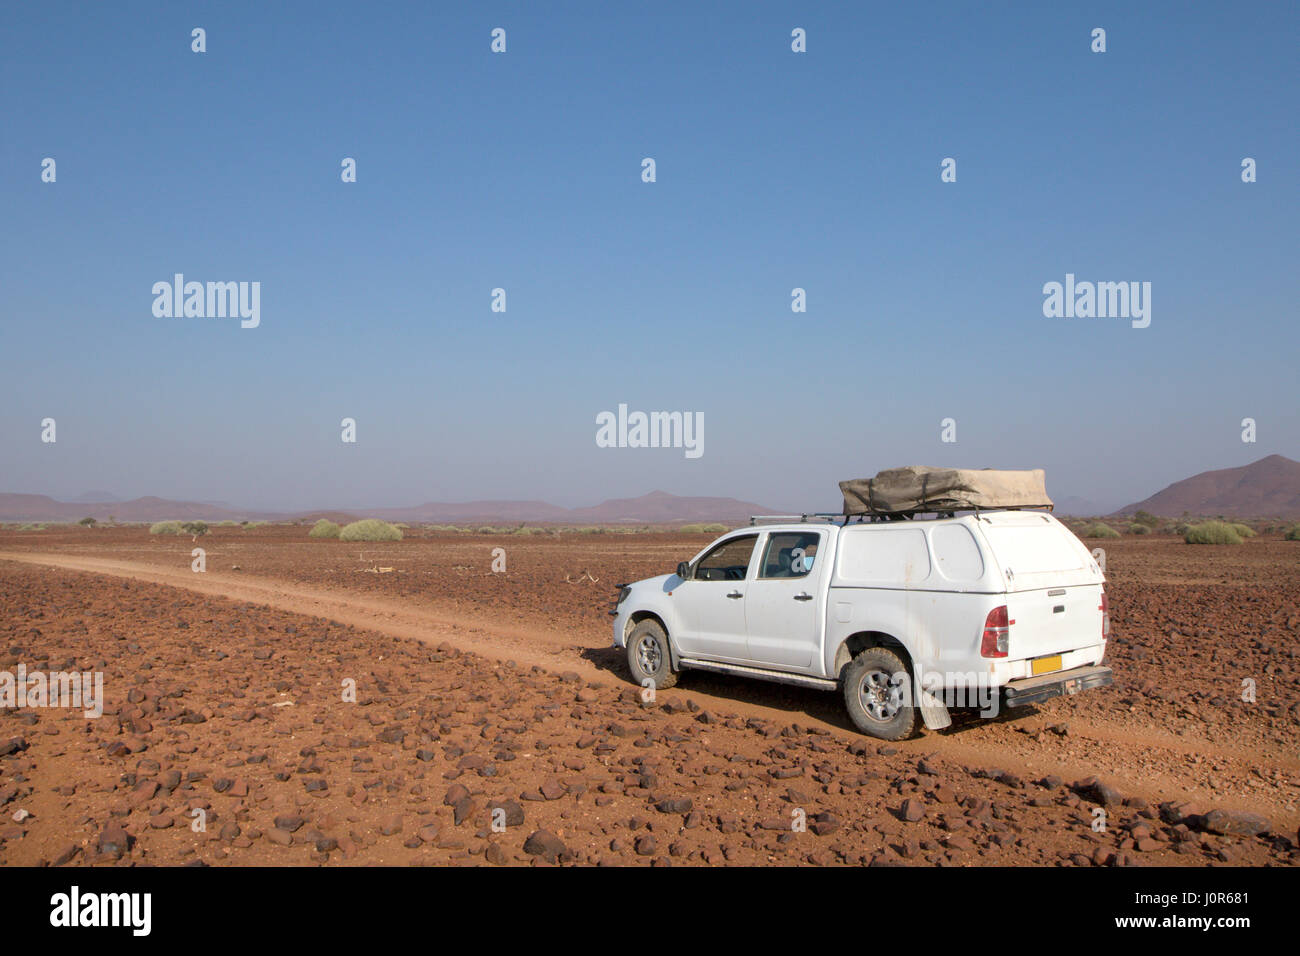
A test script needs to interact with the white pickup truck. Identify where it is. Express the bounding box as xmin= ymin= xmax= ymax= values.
xmin=611 ymin=510 xmax=1112 ymax=740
